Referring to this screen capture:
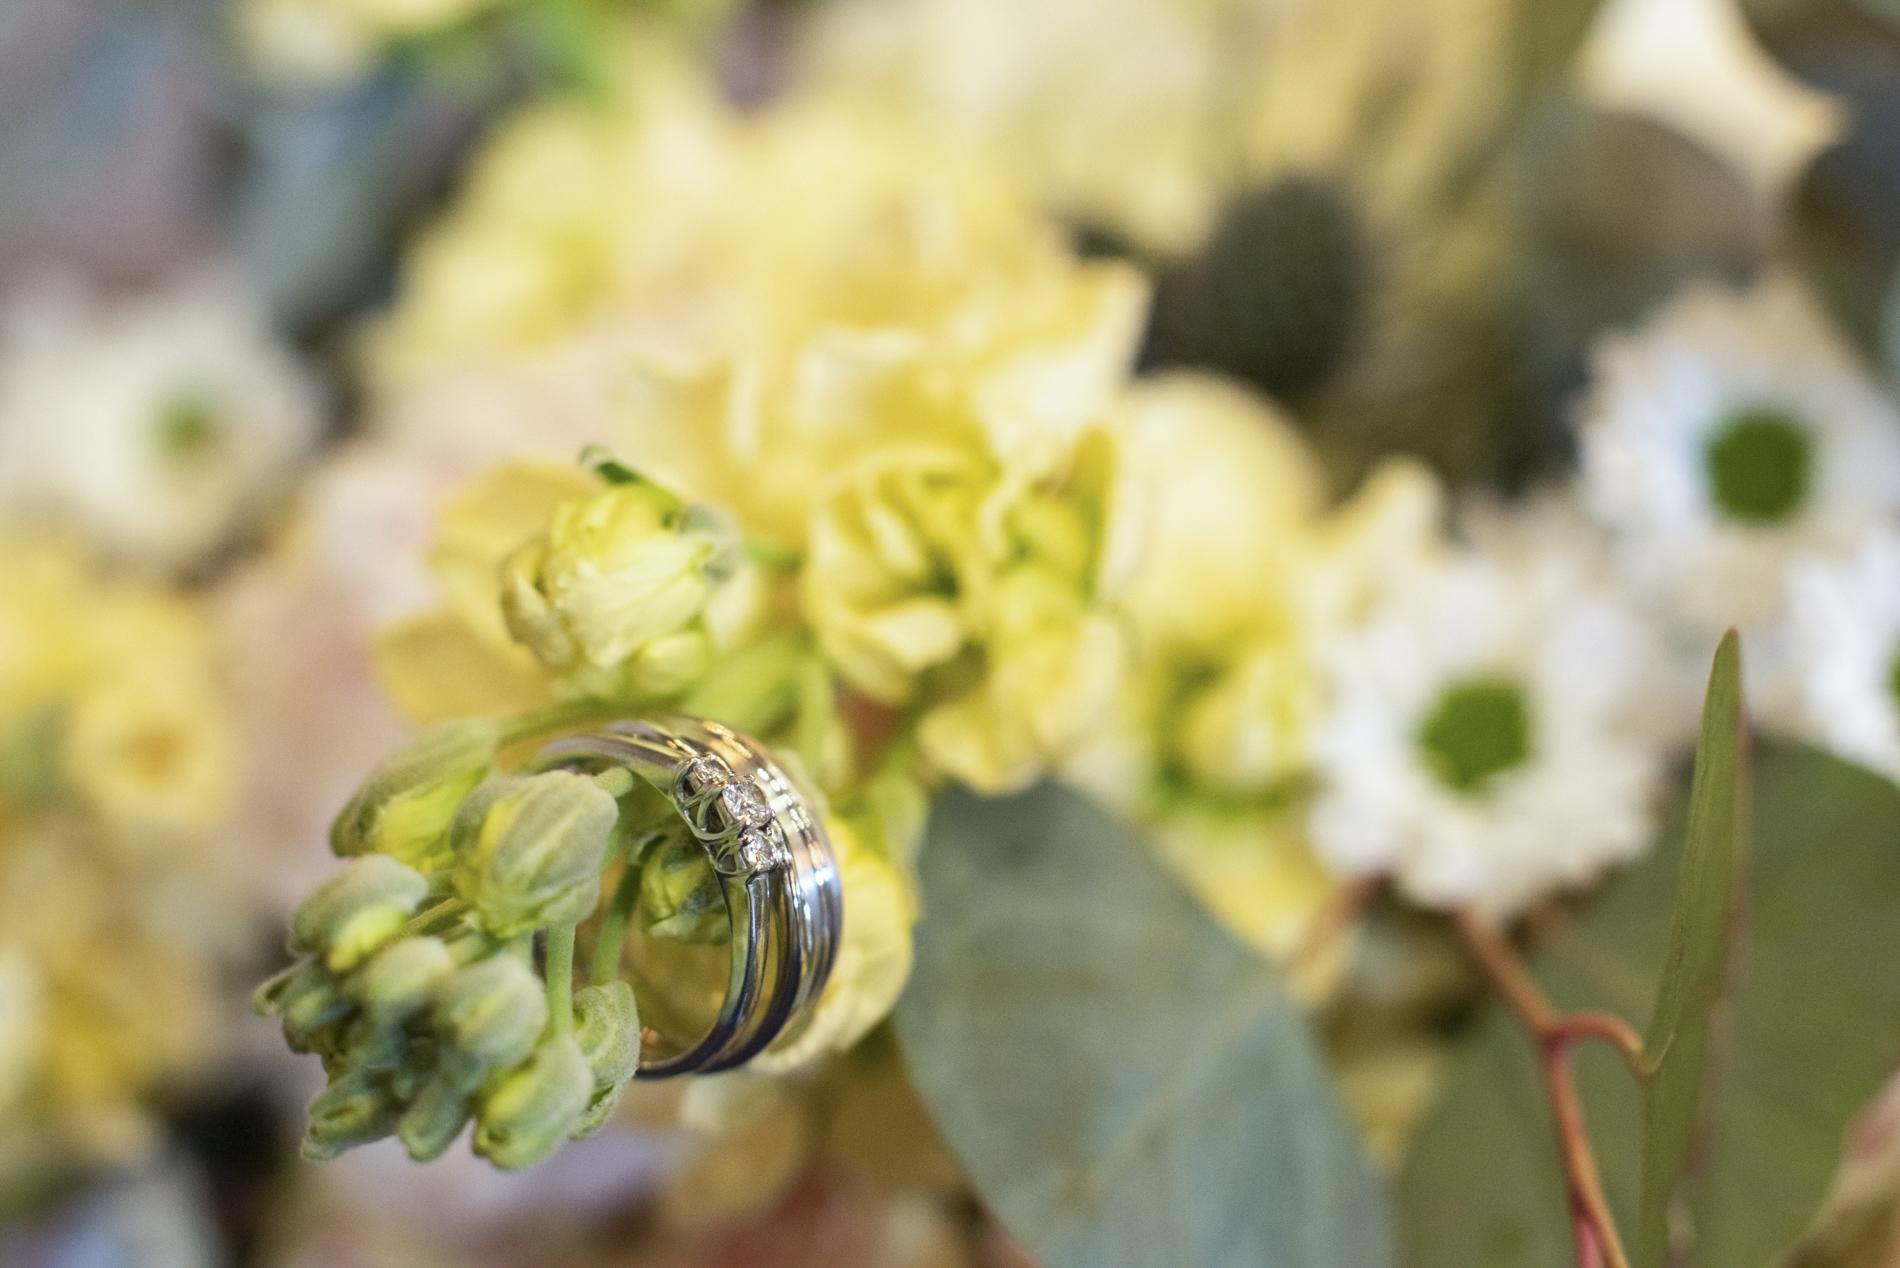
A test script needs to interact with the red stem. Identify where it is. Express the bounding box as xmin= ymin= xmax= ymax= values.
xmin=1455 ymin=910 xmax=1636 ymax=1268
